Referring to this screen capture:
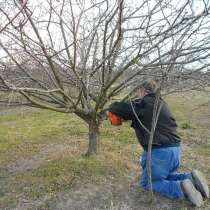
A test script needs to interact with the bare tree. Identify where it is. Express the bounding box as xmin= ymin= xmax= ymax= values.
xmin=0 ymin=0 xmax=210 ymax=156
